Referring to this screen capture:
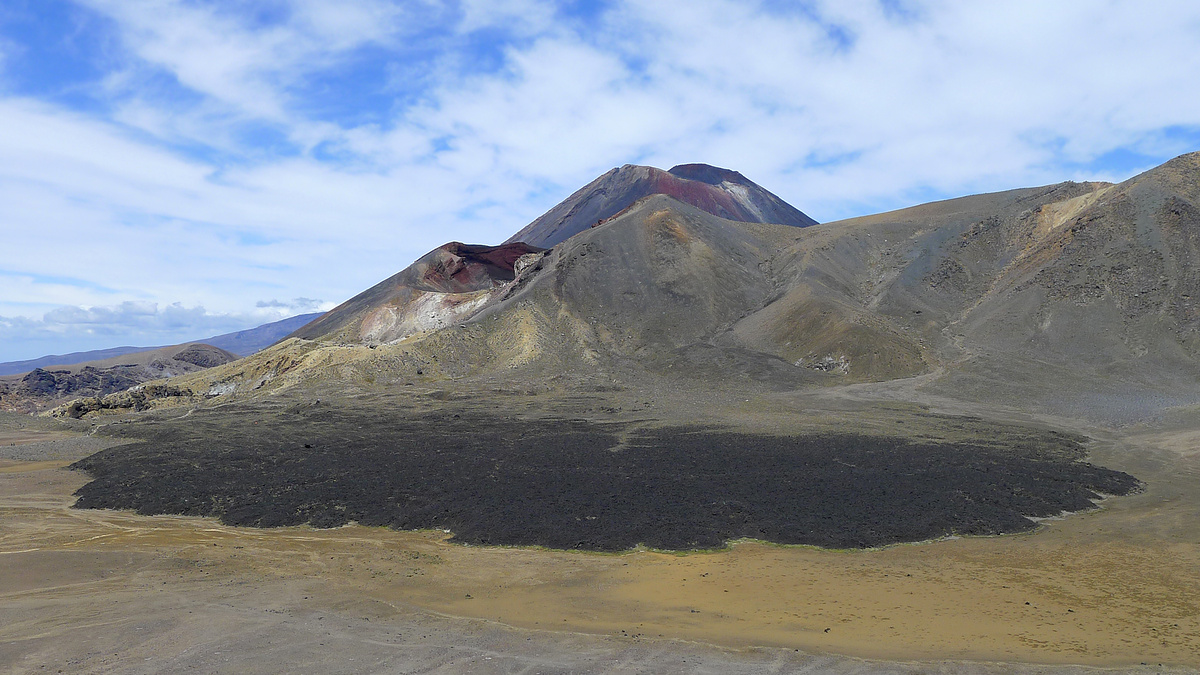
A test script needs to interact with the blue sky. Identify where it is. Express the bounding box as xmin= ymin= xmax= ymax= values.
xmin=2 ymin=0 xmax=1200 ymax=362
